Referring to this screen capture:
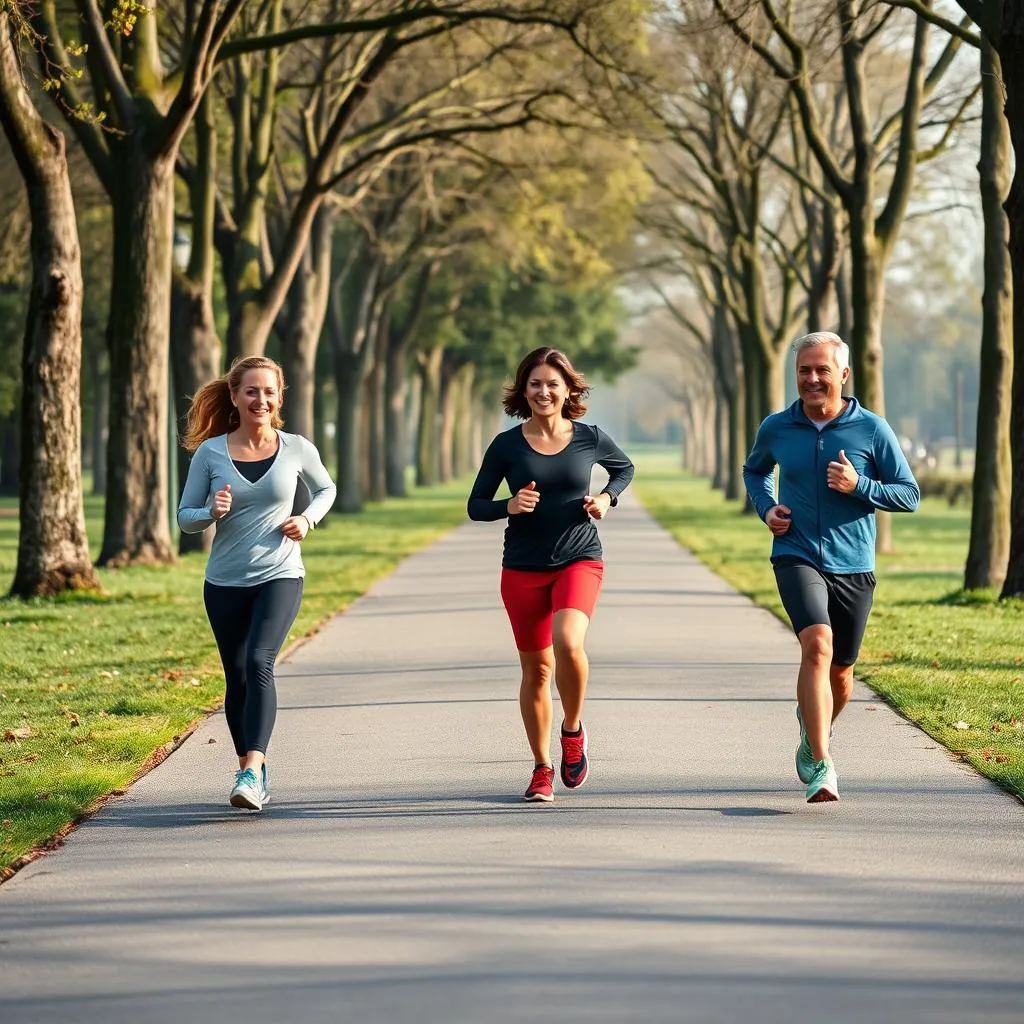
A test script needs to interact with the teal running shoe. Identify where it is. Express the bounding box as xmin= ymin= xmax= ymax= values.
xmin=260 ymin=763 xmax=270 ymax=805
xmin=230 ymin=768 xmax=263 ymax=810
xmin=805 ymin=759 xmax=839 ymax=803
xmin=795 ymin=706 xmax=815 ymax=784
